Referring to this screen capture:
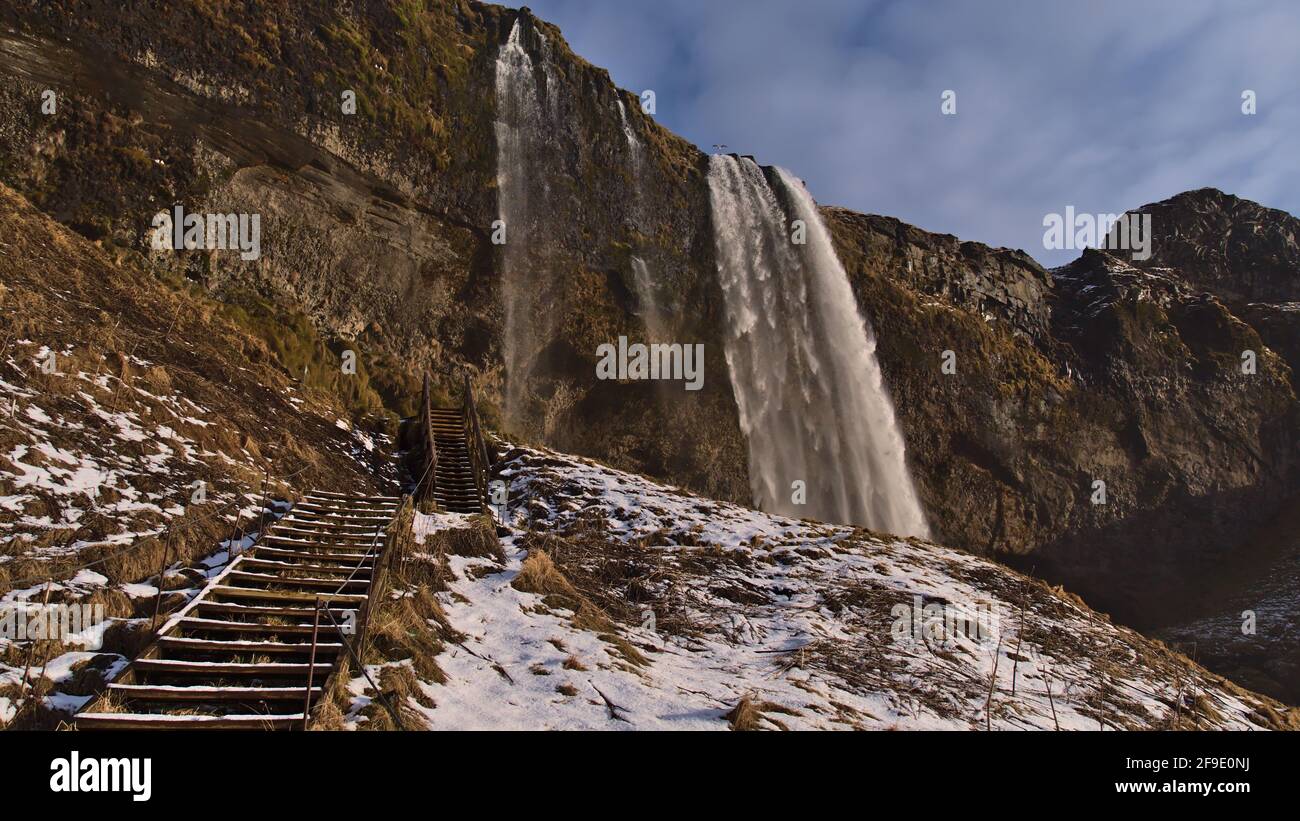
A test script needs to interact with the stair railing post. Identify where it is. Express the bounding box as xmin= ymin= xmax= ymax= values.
xmin=18 ymin=579 xmax=52 ymax=695
xmin=421 ymin=372 xmax=438 ymax=508
xmin=461 ymin=371 xmax=491 ymax=513
xmin=303 ymin=596 xmax=323 ymax=731
xmin=149 ymin=529 xmax=175 ymax=634
xmin=255 ymin=466 xmax=270 ymax=541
